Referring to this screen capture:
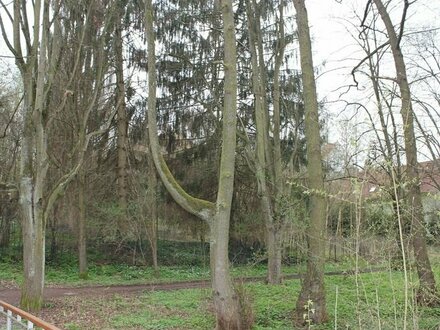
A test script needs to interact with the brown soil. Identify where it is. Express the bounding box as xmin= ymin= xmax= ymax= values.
xmin=0 ymin=279 xmax=213 ymax=306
